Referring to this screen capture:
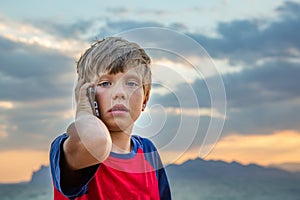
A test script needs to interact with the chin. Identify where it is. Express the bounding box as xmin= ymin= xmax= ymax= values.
xmin=108 ymin=123 xmax=133 ymax=134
